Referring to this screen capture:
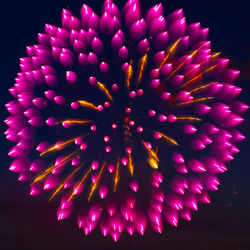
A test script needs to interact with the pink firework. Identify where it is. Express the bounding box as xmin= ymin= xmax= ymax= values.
xmin=5 ymin=0 xmax=248 ymax=242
